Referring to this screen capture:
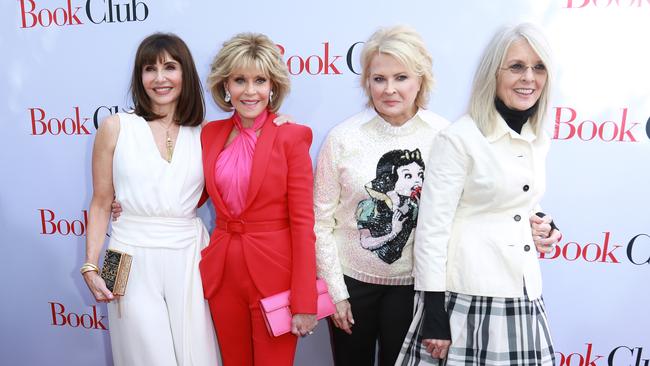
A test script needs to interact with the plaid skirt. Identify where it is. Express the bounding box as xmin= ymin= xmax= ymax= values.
xmin=396 ymin=290 xmax=555 ymax=366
